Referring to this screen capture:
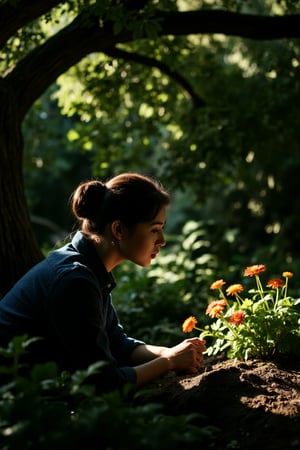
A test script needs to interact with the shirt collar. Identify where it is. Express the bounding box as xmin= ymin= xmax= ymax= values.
xmin=71 ymin=231 xmax=116 ymax=291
